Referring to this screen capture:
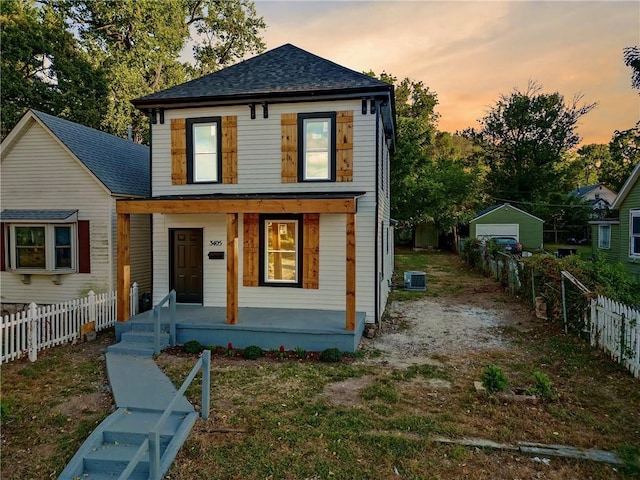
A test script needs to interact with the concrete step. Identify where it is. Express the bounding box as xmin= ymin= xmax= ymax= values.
xmin=83 ymin=441 xmax=149 ymax=477
xmin=106 ymin=341 xmax=156 ymax=356
xmin=121 ymin=330 xmax=170 ymax=345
